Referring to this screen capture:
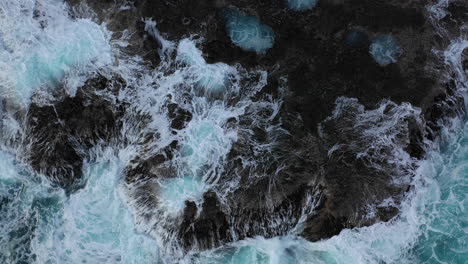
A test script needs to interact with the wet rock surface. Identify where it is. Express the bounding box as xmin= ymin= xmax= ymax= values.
xmin=303 ymin=97 xmax=424 ymax=240
xmin=26 ymin=75 xmax=125 ymax=191
xmin=62 ymin=0 xmax=467 ymax=252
